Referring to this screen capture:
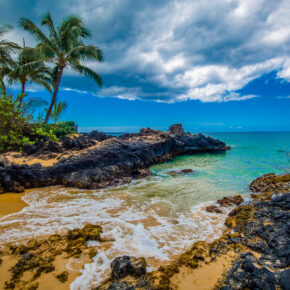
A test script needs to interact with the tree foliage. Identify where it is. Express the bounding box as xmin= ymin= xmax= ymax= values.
xmin=0 ymin=94 xmax=30 ymax=151
xmin=19 ymin=12 xmax=103 ymax=123
xmin=50 ymin=100 xmax=67 ymax=124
